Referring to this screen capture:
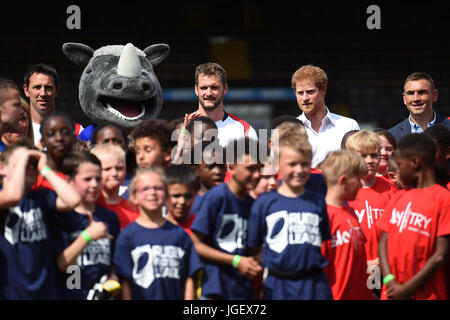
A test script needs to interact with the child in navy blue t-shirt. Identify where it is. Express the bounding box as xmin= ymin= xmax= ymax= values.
xmin=55 ymin=151 xmax=120 ymax=299
xmin=0 ymin=140 xmax=81 ymax=299
xmin=248 ymin=133 xmax=333 ymax=300
xmin=191 ymin=137 xmax=263 ymax=300
xmin=114 ymin=167 xmax=202 ymax=300
xmin=190 ymin=141 xmax=226 ymax=215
